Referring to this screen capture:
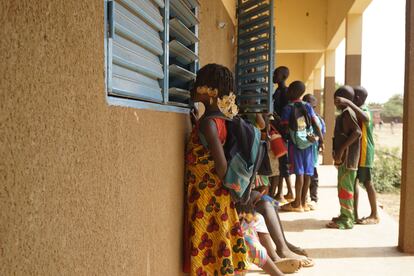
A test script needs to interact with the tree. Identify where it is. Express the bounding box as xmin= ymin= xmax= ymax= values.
xmin=382 ymin=94 xmax=404 ymax=119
